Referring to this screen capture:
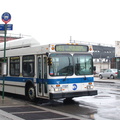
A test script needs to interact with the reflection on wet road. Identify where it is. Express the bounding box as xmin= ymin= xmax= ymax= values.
xmin=40 ymin=78 xmax=120 ymax=120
